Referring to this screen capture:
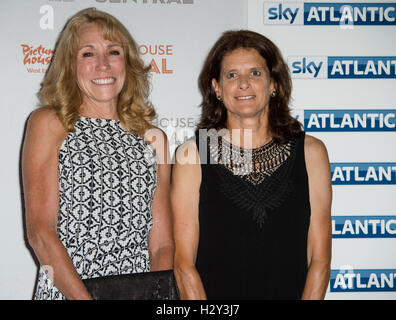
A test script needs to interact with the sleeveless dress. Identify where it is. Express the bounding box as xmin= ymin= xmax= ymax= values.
xmin=34 ymin=117 xmax=157 ymax=300
xmin=195 ymin=131 xmax=310 ymax=300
